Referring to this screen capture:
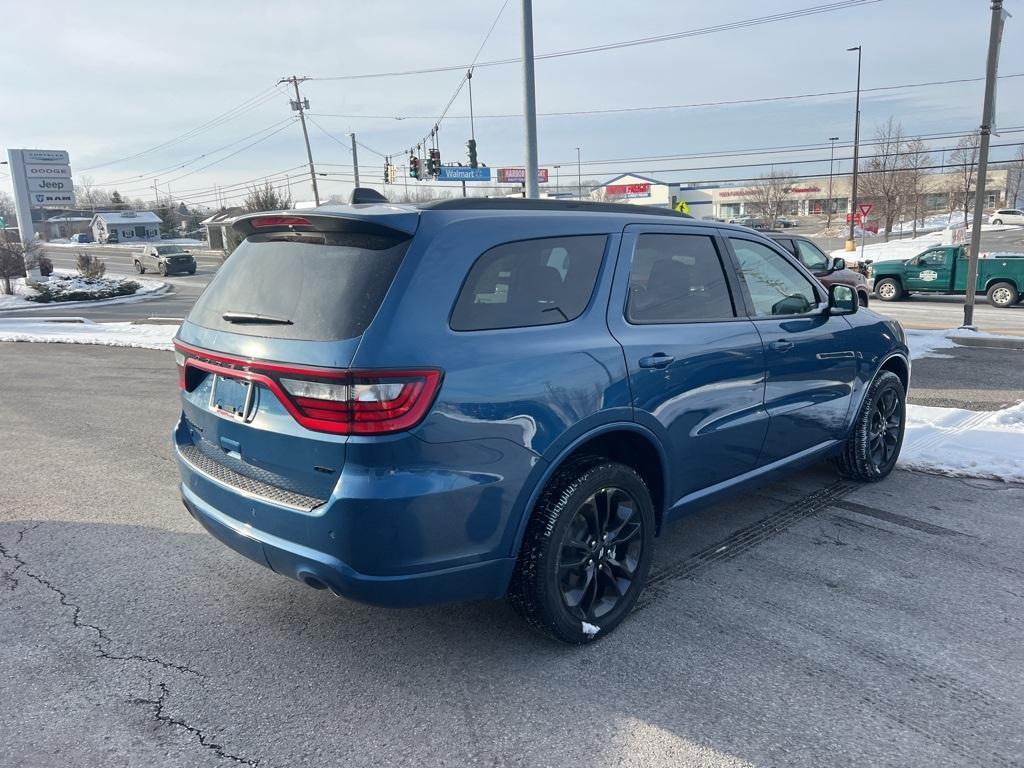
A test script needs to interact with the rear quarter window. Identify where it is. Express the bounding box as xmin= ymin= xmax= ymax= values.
xmin=450 ymin=235 xmax=607 ymax=331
